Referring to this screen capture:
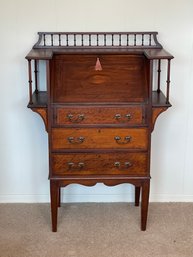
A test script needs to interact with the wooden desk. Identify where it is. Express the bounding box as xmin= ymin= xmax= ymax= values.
xmin=26 ymin=32 xmax=173 ymax=231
